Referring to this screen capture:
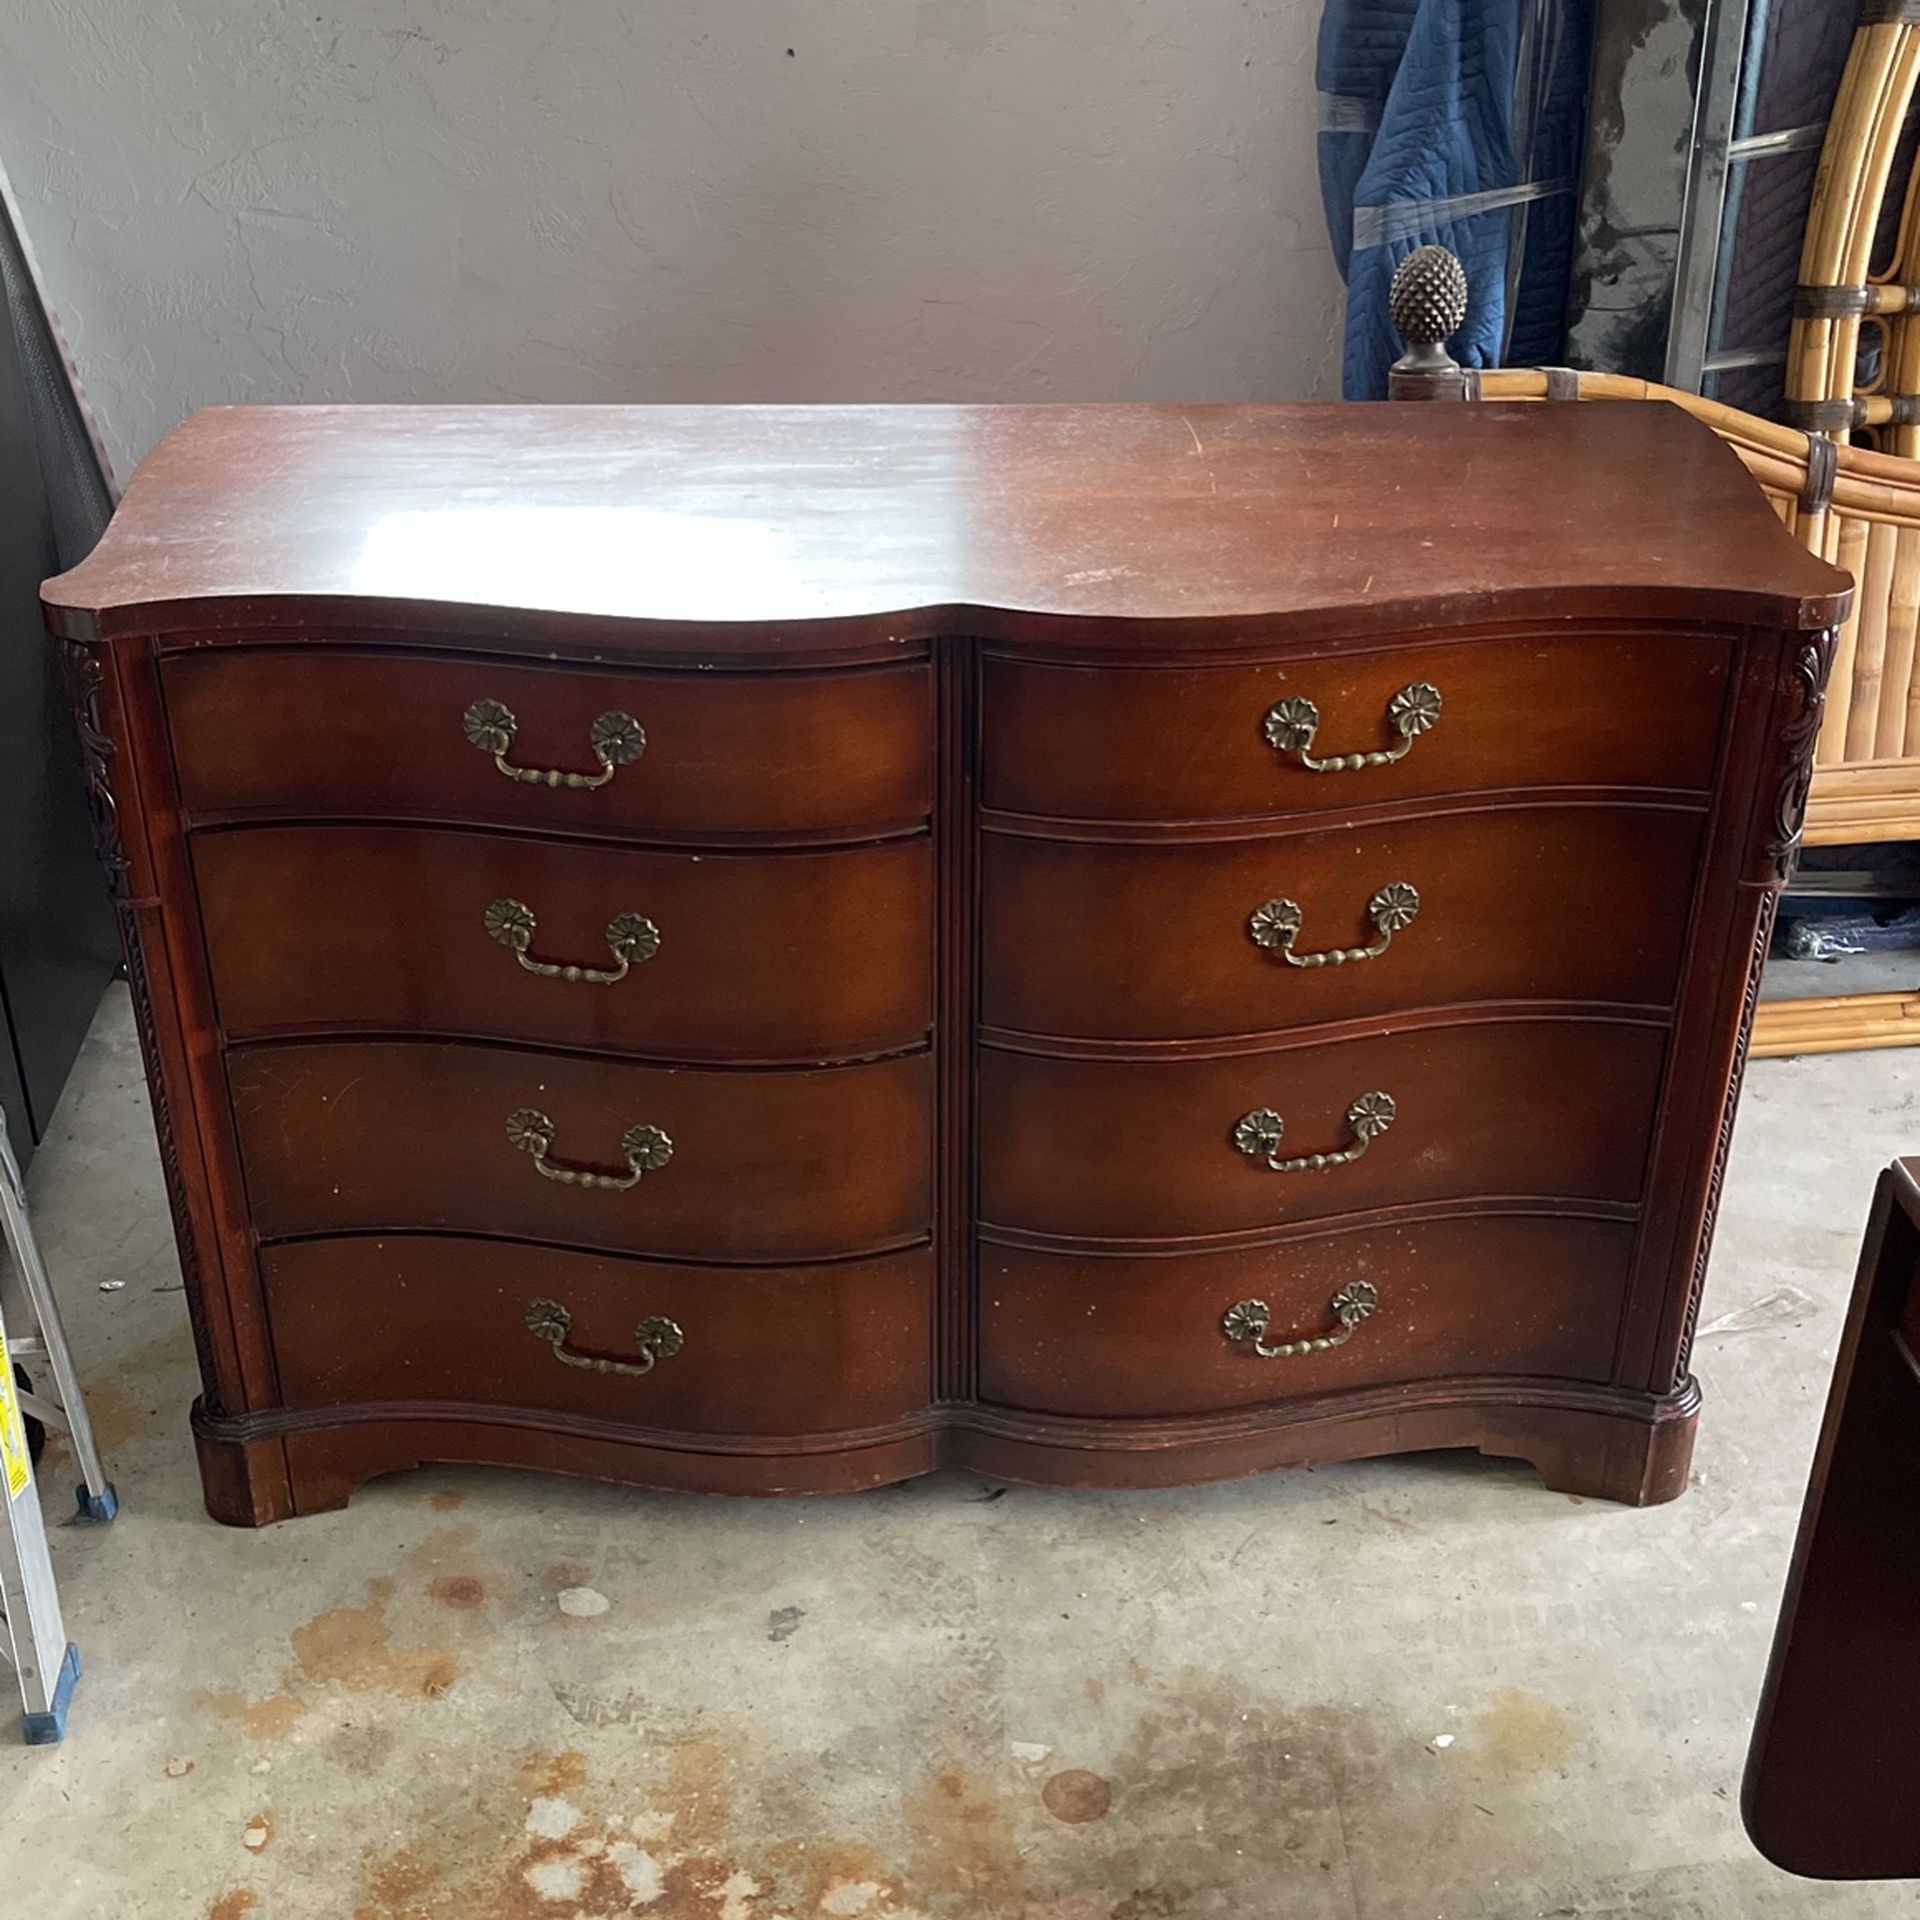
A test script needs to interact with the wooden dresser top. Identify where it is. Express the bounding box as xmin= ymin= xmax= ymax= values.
xmin=44 ymin=401 xmax=1850 ymax=646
